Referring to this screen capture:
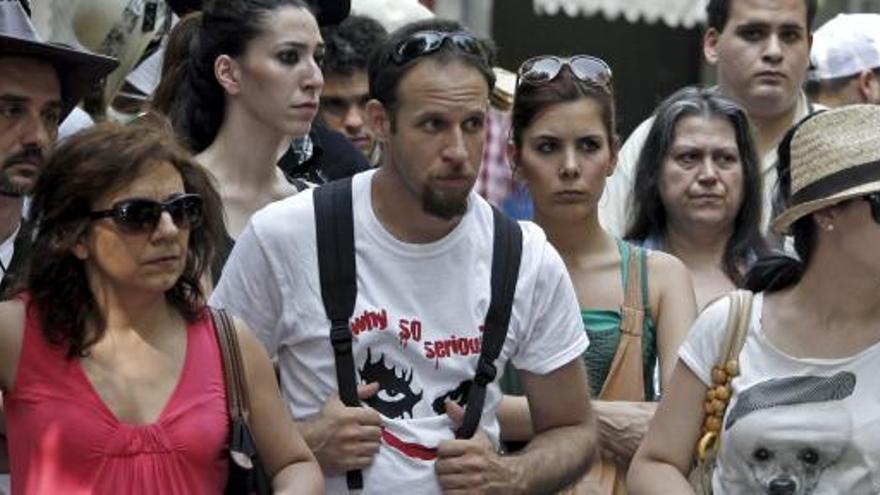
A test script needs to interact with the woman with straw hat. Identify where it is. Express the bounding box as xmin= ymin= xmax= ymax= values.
xmin=628 ymin=104 xmax=880 ymax=494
